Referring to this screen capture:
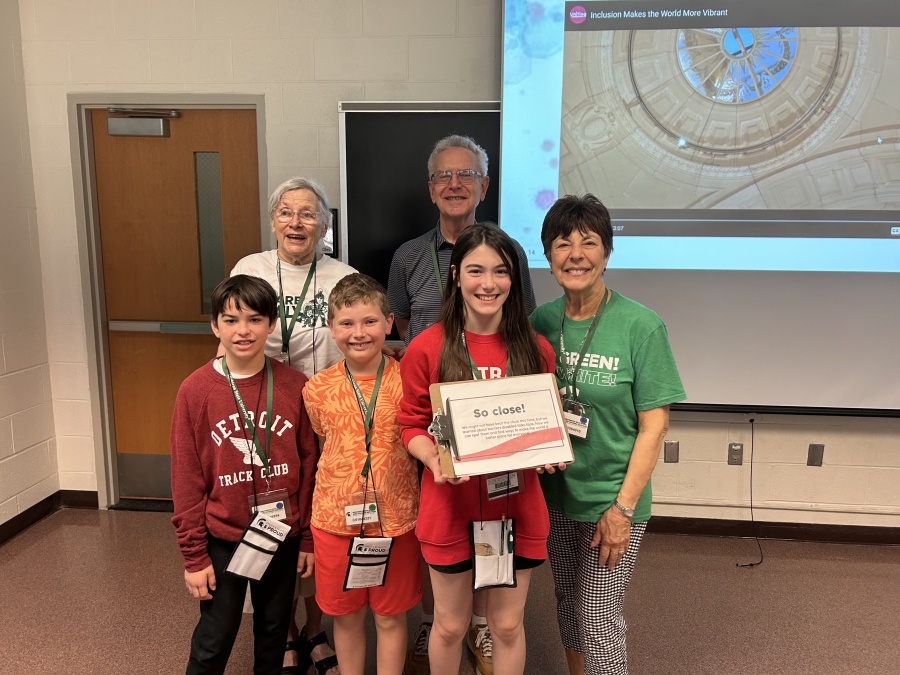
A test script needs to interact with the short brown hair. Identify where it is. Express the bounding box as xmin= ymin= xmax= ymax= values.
xmin=540 ymin=194 xmax=614 ymax=258
xmin=327 ymin=273 xmax=391 ymax=322
xmin=211 ymin=274 xmax=278 ymax=325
